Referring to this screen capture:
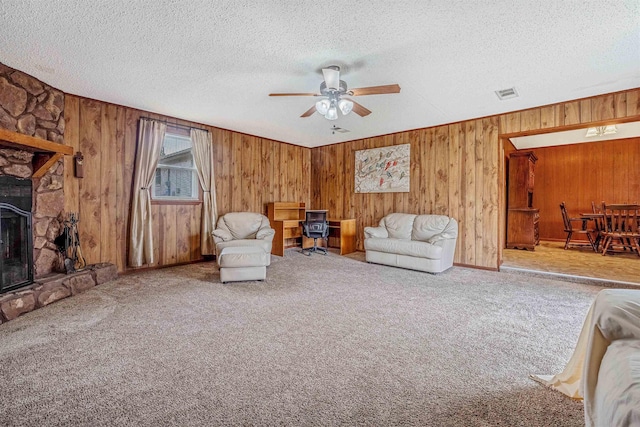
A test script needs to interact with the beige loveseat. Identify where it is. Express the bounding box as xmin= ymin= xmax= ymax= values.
xmin=212 ymin=212 xmax=275 ymax=265
xmin=364 ymin=213 xmax=458 ymax=273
